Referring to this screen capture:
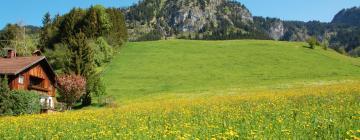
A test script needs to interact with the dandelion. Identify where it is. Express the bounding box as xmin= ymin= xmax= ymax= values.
xmin=0 ymin=82 xmax=358 ymax=139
